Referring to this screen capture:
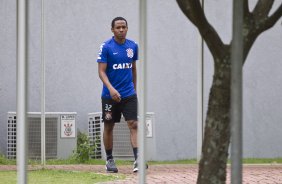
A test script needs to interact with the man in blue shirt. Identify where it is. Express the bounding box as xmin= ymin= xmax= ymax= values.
xmin=97 ymin=17 xmax=139 ymax=173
